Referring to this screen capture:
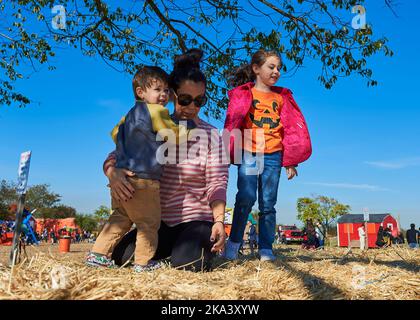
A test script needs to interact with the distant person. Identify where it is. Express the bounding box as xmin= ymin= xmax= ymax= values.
xmin=406 ymin=224 xmax=419 ymax=249
xmin=276 ymin=226 xmax=283 ymax=244
xmin=315 ymin=222 xmax=325 ymax=249
xmin=358 ymin=225 xmax=366 ymax=250
xmin=89 ymin=233 xmax=96 ymax=244
xmin=383 ymin=227 xmax=392 ymax=246
xmin=49 ymin=229 xmax=57 ymax=244
xmin=241 ymin=221 xmax=251 ymax=254
xmin=302 ymin=220 xmax=317 ymax=249
xmin=75 ymin=231 xmax=81 ymax=243
xmin=418 ymin=227 xmax=420 ymax=245
xmin=248 ymin=222 xmax=258 ymax=255
xmin=375 ymin=226 xmax=386 ymax=248
xmin=42 ymin=228 xmax=48 ymax=242
xmin=391 ymin=228 xmax=398 ymax=243
xmin=396 ymin=231 xmax=405 ymax=245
